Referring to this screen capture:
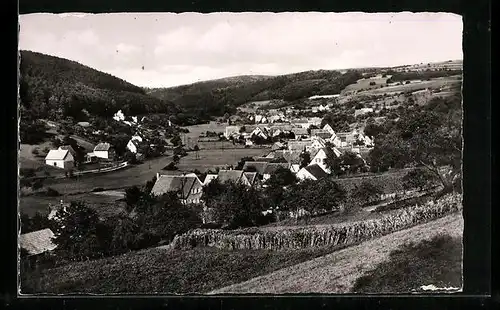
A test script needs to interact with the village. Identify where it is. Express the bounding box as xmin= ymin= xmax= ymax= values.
xmin=17 ymin=11 xmax=466 ymax=295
